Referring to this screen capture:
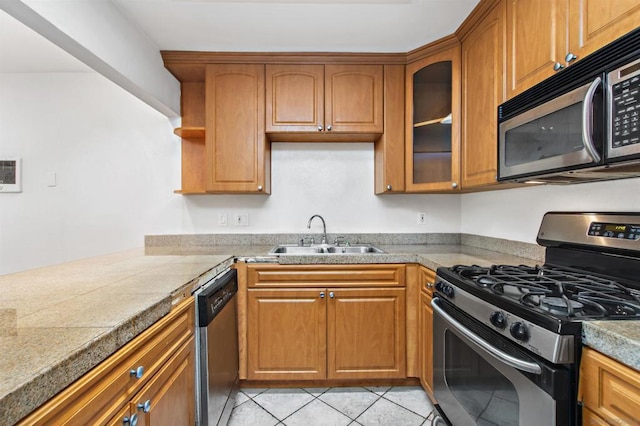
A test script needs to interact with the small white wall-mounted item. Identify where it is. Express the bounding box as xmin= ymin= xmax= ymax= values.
xmin=0 ymin=157 xmax=21 ymax=193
